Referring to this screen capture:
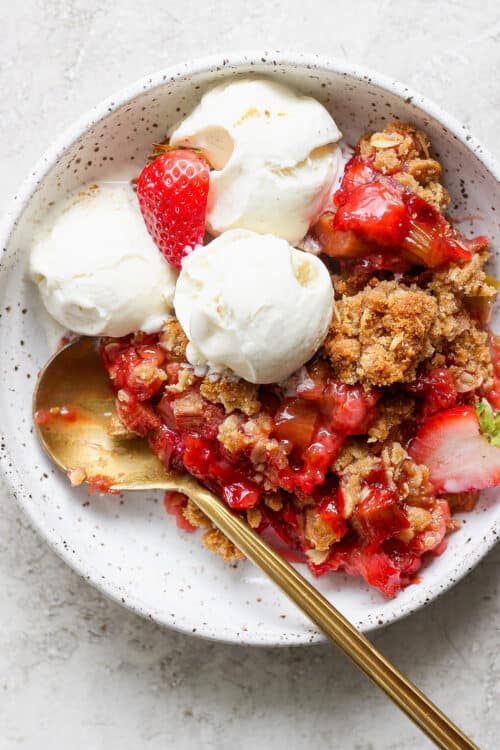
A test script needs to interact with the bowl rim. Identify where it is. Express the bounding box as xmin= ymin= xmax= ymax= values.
xmin=1 ymin=49 xmax=499 ymax=647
